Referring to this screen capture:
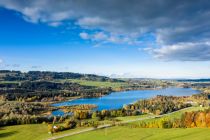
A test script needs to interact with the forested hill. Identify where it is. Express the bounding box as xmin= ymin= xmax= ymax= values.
xmin=0 ymin=70 xmax=122 ymax=82
xmin=0 ymin=70 xmax=125 ymax=102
